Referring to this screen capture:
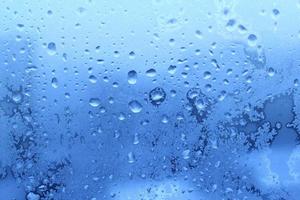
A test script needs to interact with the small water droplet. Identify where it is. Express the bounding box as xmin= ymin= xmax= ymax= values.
xmin=294 ymin=79 xmax=299 ymax=87
xmin=64 ymin=93 xmax=70 ymax=99
xmin=267 ymin=67 xmax=275 ymax=77
xmin=129 ymin=51 xmax=135 ymax=59
xmin=275 ymin=122 xmax=282 ymax=129
xmin=12 ymin=91 xmax=23 ymax=104
xmin=112 ymin=82 xmax=119 ymax=88
xmin=127 ymin=152 xmax=136 ymax=163
xmin=47 ymin=42 xmax=56 ymax=55
xmin=118 ymin=112 xmax=126 ymax=121
xmin=89 ymin=75 xmax=97 ymax=83
xmin=47 ymin=10 xmax=53 ymax=15
xmin=272 ymin=9 xmax=280 ymax=16
xmin=203 ymin=71 xmax=211 ymax=79
xmin=182 ymin=150 xmax=190 ymax=159
xmin=133 ymin=133 xmax=139 ymax=145
xmin=169 ymin=38 xmax=175 ymax=45
xmin=51 ymin=77 xmax=58 ymax=88
xmin=238 ymin=24 xmax=247 ymax=33
xmin=161 ymin=114 xmax=169 ymax=123
xmin=195 ymin=30 xmax=203 ymax=39
xmin=226 ymin=19 xmax=236 ymax=31
xmin=247 ymin=34 xmax=257 ymax=46
xmin=62 ymin=53 xmax=68 ymax=61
